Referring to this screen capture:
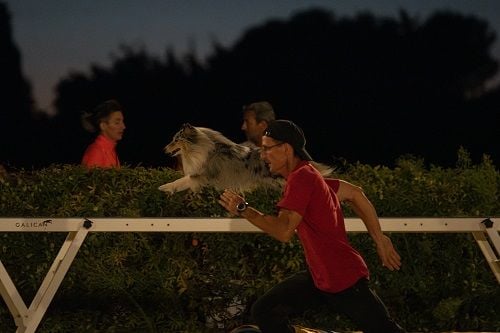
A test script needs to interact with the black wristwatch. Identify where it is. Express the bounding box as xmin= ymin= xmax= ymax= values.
xmin=236 ymin=201 xmax=249 ymax=213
